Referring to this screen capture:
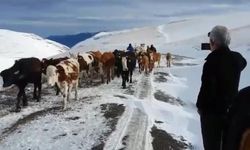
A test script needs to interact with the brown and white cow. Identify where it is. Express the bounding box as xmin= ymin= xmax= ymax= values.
xmin=41 ymin=57 xmax=69 ymax=95
xmin=46 ymin=58 xmax=79 ymax=110
xmin=88 ymin=51 xmax=104 ymax=81
xmin=77 ymin=52 xmax=94 ymax=85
